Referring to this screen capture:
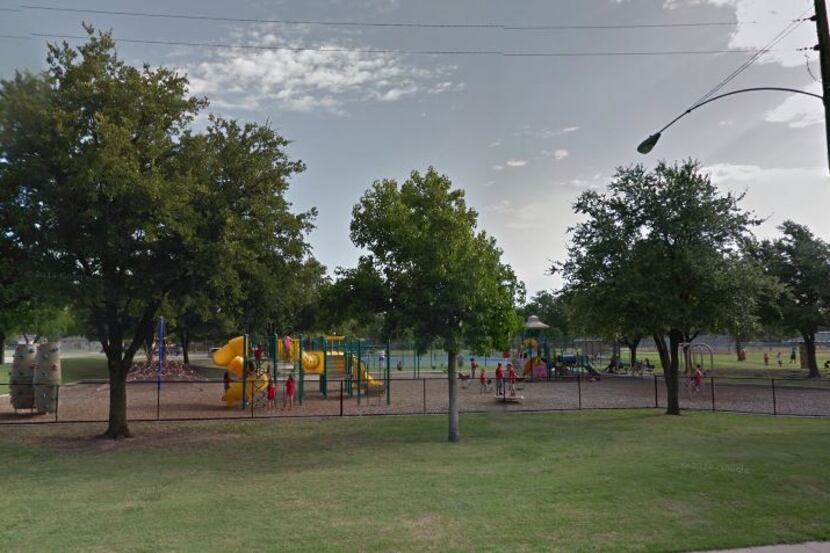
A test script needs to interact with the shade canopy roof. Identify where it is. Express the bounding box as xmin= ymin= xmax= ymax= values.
xmin=524 ymin=315 xmax=550 ymax=330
